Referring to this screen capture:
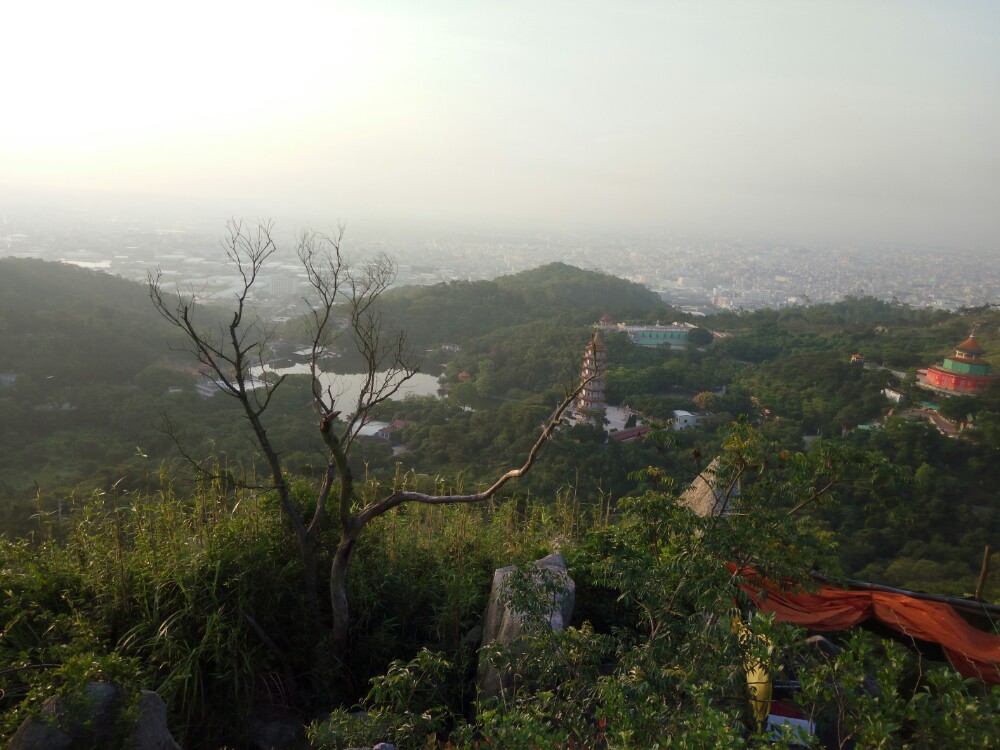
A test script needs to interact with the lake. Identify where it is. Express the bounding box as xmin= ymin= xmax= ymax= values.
xmin=256 ymin=364 xmax=442 ymax=408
